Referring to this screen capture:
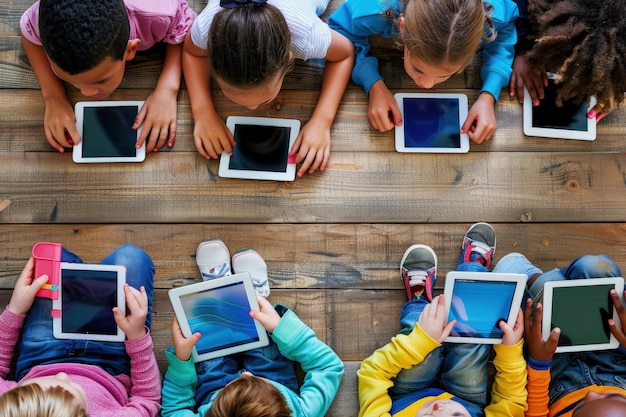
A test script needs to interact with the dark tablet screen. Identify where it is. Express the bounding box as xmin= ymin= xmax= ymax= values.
xmin=178 ymin=281 xmax=261 ymax=355
xmin=550 ymin=284 xmax=613 ymax=347
xmin=532 ymin=80 xmax=588 ymax=131
xmin=61 ymin=268 xmax=119 ymax=335
xmin=82 ymin=106 xmax=138 ymax=158
xmin=229 ymin=125 xmax=291 ymax=172
xmin=448 ymin=280 xmax=517 ymax=338
xmin=402 ymin=97 xmax=461 ymax=148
